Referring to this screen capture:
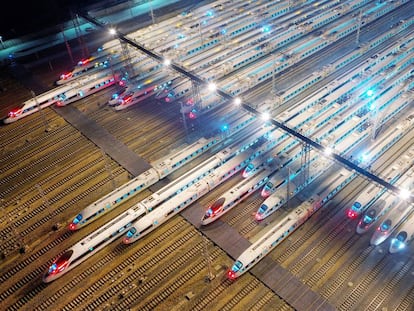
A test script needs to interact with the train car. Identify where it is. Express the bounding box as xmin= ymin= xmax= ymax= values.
xmin=228 ymin=197 xmax=316 ymax=280
xmin=122 ymin=125 xmax=287 ymax=244
xmin=154 ymin=79 xmax=191 ymax=103
xmin=4 ymin=72 xmax=120 ymax=123
xmin=256 ymin=153 xmax=328 ymax=221
xmin=357 ymin=167 xmax=414 ymax=234
xmin=242 ymin=149 xmax=276 ymax=178
xmin=201 ymin=166 xmax=275 ymax=225
xmin=47 ymin=122 xmax=269 ymax=281
xmin=70 ymin=119 xmax=259 ymax=230
xmin=346 ymin=184 xmax=384 ymax=219
xmin=227 ymin=167 xmax=354 ymax=280
xmin=56 ymin=52 xmax=121 ymax=85
xmin=389 ymin=212 xmax=414 ymax=253
xmin=70 ymin=168 xmax=159 ymax=230
xmin=345 ymin=110 xmax=414 ymax=221
xmin=44 ymin=203 xmax=147 ymax=282
xmin=111 ymin=76 xmax=173 ymax=110
xmin=370 ymin=200 xmax=413 ymax=246
xmin=55 ymin=73 xmax=120 ymax=107
xmin=123 ymin=151 xmax=254 ymax=244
